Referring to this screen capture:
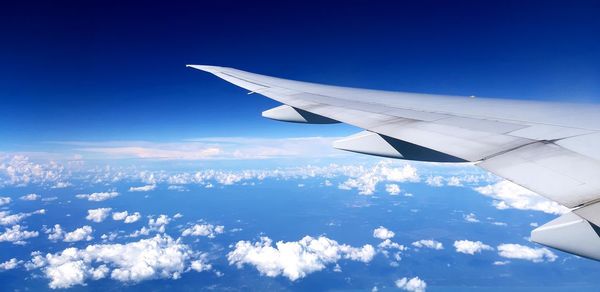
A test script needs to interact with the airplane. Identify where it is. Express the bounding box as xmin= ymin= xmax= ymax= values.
xmin=188 ymin=64 xmax=600 ymax=261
